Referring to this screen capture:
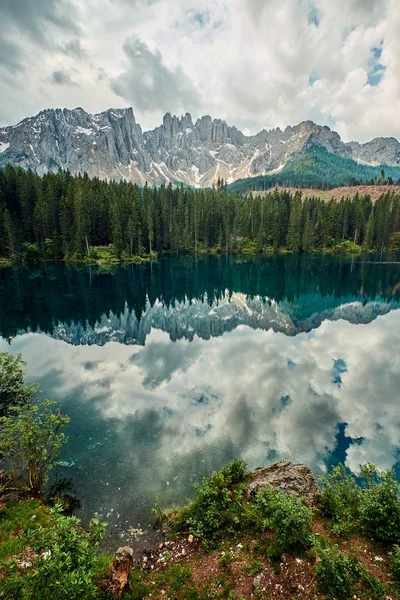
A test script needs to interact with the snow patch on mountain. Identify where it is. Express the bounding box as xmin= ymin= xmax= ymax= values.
xmin=0 ymin=108 xmax=399 ymax=186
